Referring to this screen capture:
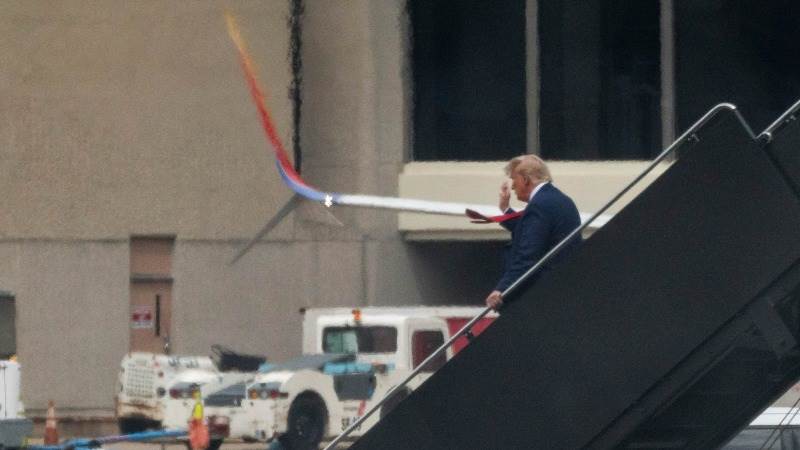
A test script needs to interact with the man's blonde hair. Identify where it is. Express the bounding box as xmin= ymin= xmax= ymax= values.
xmin=504 ymin=154 xmax=552 ymax=183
